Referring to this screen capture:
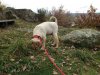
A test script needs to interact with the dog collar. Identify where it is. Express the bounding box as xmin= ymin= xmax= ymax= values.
xmin=32 ymin=35 xmax=42 ymax=43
